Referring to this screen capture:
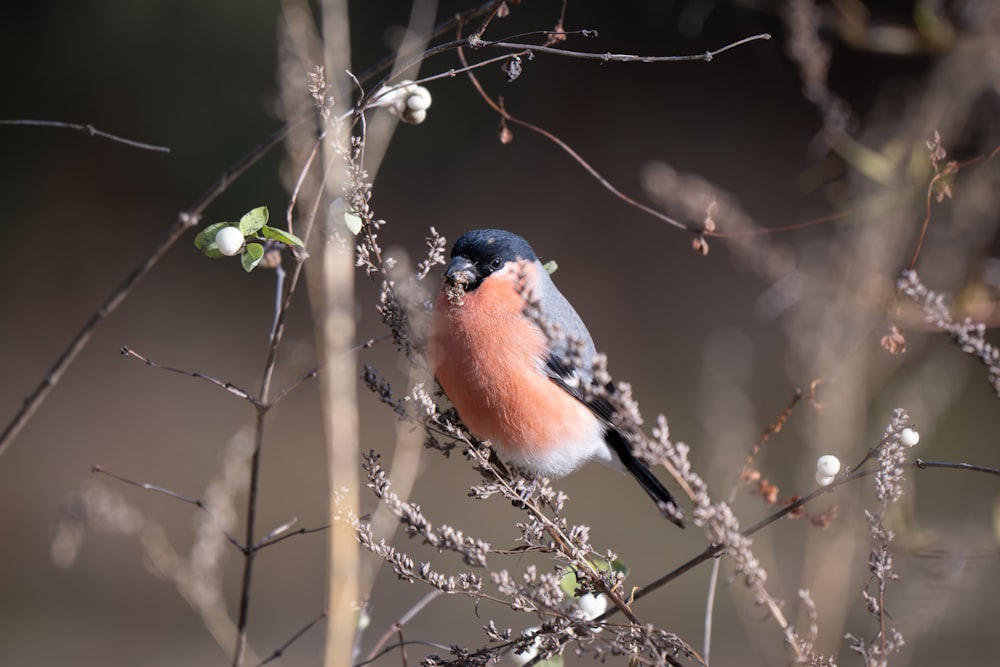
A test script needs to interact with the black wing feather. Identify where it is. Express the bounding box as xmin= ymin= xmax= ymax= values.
xmin=545 ymin=355 xmax=685 ymax=528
